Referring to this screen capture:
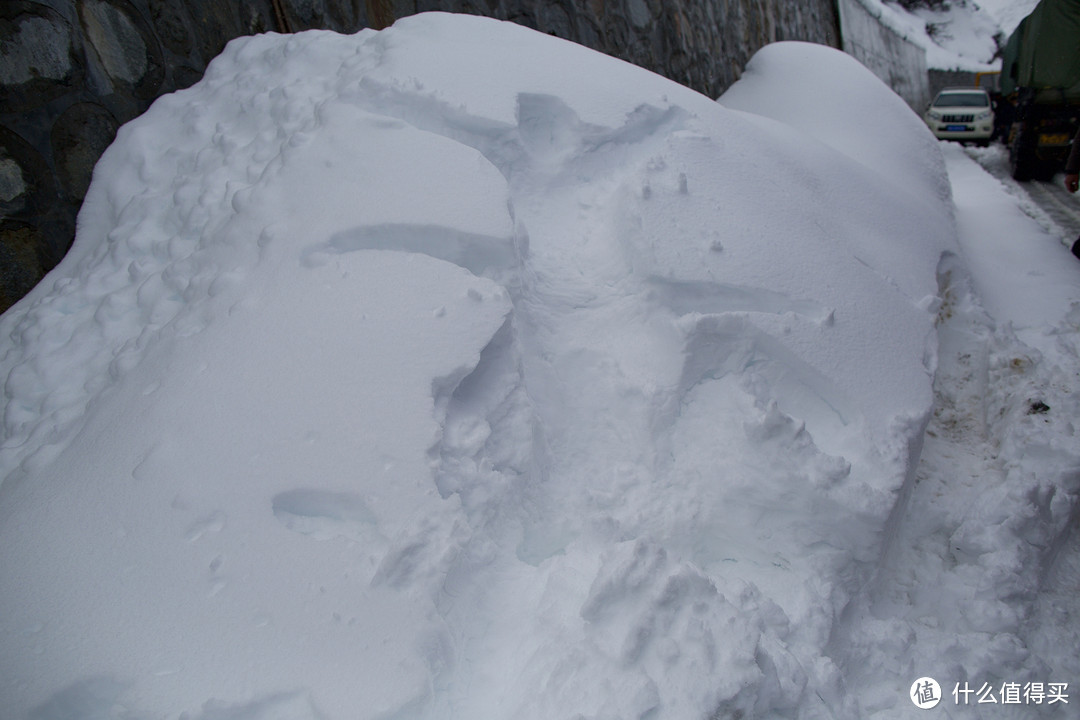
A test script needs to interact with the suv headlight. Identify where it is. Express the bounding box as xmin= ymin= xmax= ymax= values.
xmin=928 ymin=110 xmax=942 ymax=121
xmin=975 ymin=110 xmax=992 ymax=121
